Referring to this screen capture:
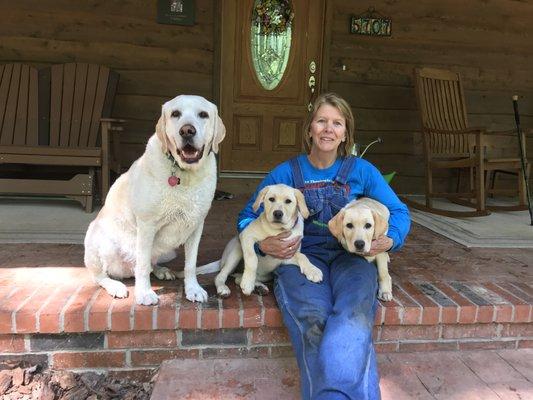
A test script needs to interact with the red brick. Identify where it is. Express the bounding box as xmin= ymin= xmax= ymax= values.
xmin=62 ymin=285 xmax=99 ymax=333
xmin=202 ymin=346 xmax=269 ymax=359
xmin=178 ymin=299 xmax=199 ymax=329
xmin=251 ymin=327 xmax=290 ymax=344
xmin=392 ymin=284 xmax=422 ymax=325
xmin=499 ymin=282 xmax=532 ymax=303
xmin=399 ymin=341 xmax=458 ymax=352
xmin=382 ymin=300 xmax=402 ymax=325
xmin=107 ymin=330 xmax=177 ymax=349
xmin=242 ymin=295 xmax=262 ymax=328
xmin=475 ymin=305 xmax=494 ymax=323
xmin=110 ymin=296 xmax=134 ymax=332
xmin=503 ymin=323 xmax=532 ymax=338
xmin=0 ymin=287 xmax=38 ymax=334
xmin=372 ymin=326 xmax=380 ymax=341
xmin=14 ymin=288 xmax=55 ymax=333
xmin=0 ymin=335 xmax=25 ymax=352
xmin=374 ymin=303 xmax=384 ymax=325
xmin=458 ymin=340 xmax=516 ymax=351
xmin=374 ymin=342 xmax=398 ymax=353
xmin=108 ymin=369 xmax=155 ymax=382
xmin=270 ymin=345 xmax=295 ymax=358
xmin=39 ymin=286 xmax=81 ymax=333
xmin=131 ymin=349 xmax=198 ymax=366
xmin=401 ymin=282 xmax=440 ymax=325
xmin=493 ymin=304 xmax=513 ymax=323
xmin=134 ymin=304 xmax=154 ymax=331
xmin=88 ymin=289 xmax=114 ymax=332
xmin=201 ymin=301 xmax=220 ymax=330
xmin=440 ymin=306 xmax=458 ymax=324
xmin=157 ymin=290 xmax=179 ymax=330
xmin=381 ymin=325 xmax=440 ymax=341
xmin=52 ymin=351 xmax=125 ymax=368
xmin=518 ymin=339 xmax=533 ymax=348
xmin=221 ymin=288 xmax=241 ymax=329
xmin=441 ymin=324 xmax=499 ymax=339
xmin=432 ymin=282 xmax=476 ymax=324
xmin=262 ymin=293 xmax=283 ymax=327
xmin=489 ymin=283 xmax=531 ymax=323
